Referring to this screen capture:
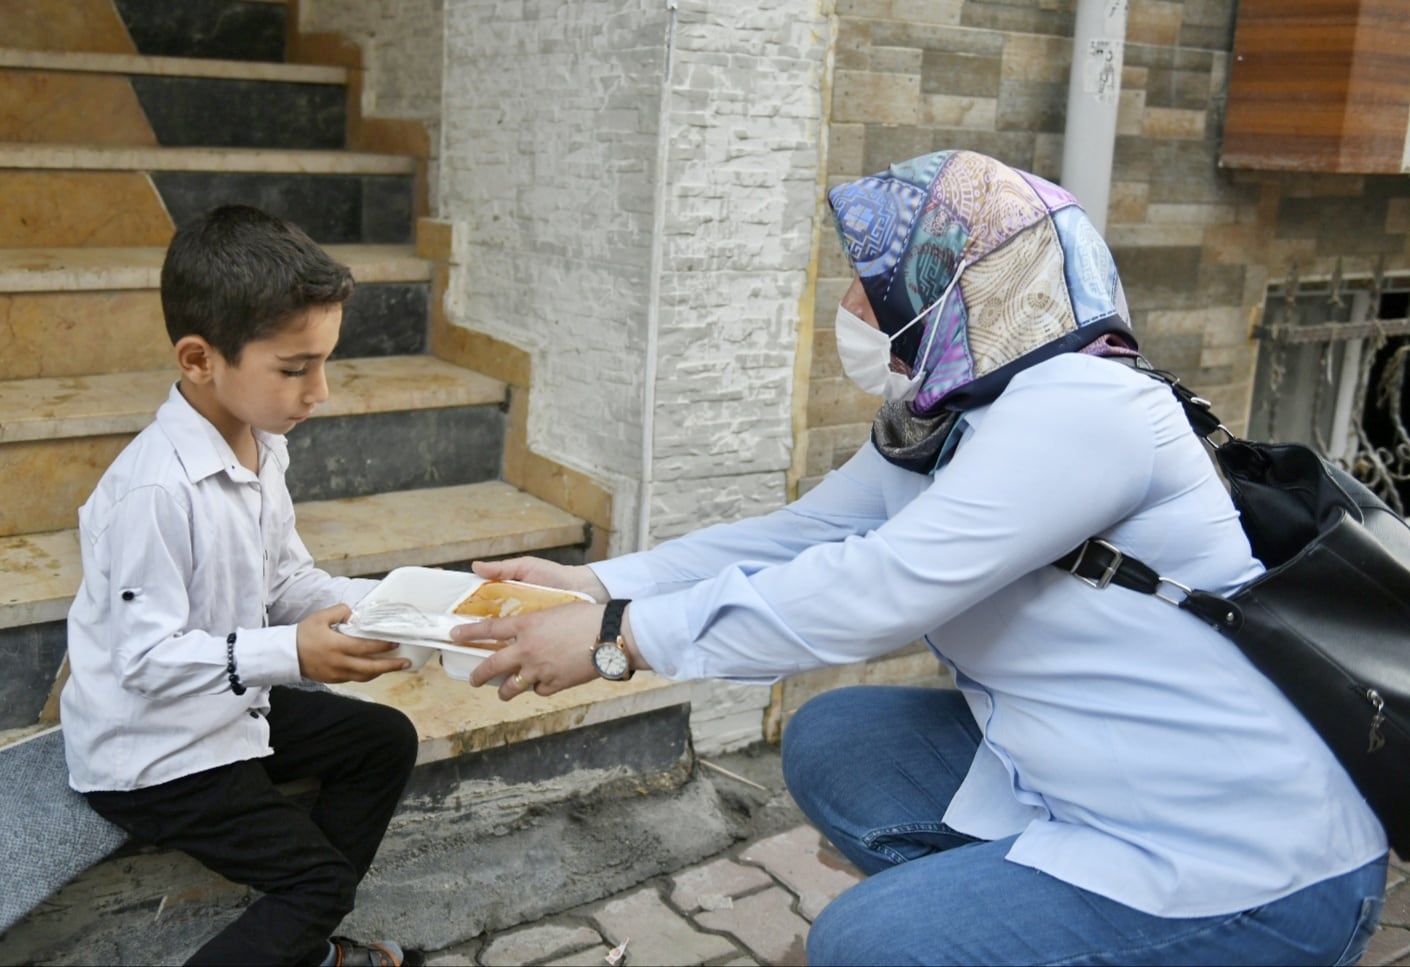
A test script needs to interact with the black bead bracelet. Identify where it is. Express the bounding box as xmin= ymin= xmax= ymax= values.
xmin=226 ymin=632 xmax=246 ymax=696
